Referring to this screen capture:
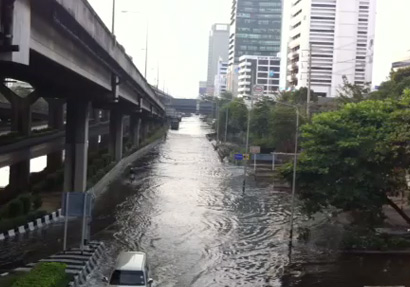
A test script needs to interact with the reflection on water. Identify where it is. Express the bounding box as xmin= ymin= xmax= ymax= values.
xmin=0 ymin=155 xmax=47 ymax=187
xmin=86 ymin=117 xmax=291 ymax=287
